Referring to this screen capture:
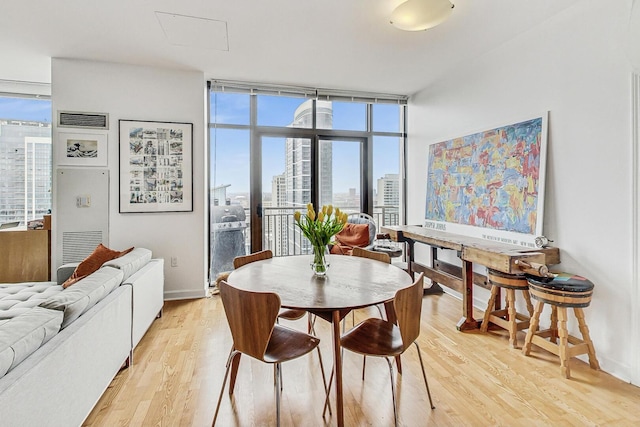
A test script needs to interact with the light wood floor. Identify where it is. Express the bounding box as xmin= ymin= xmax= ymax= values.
xmin=85 ymin=291 xmax=640 ymax=426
